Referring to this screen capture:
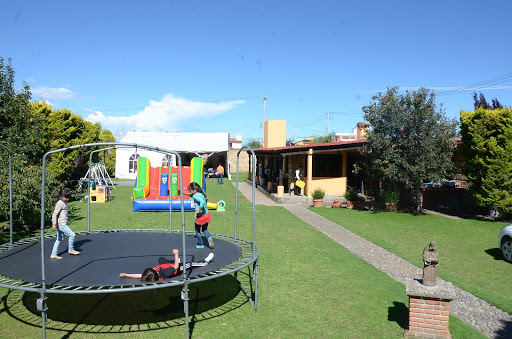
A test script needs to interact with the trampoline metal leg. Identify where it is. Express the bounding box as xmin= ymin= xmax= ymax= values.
xmin=37 ymin=291 xmax=48 ymax=339
xmin=235 ymin=261 xmax=259 ymax=310
xmin=253 ymin=261 xmax=259 ymax=310
xmin=181 ymin=283 xmax=190 ymax=339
